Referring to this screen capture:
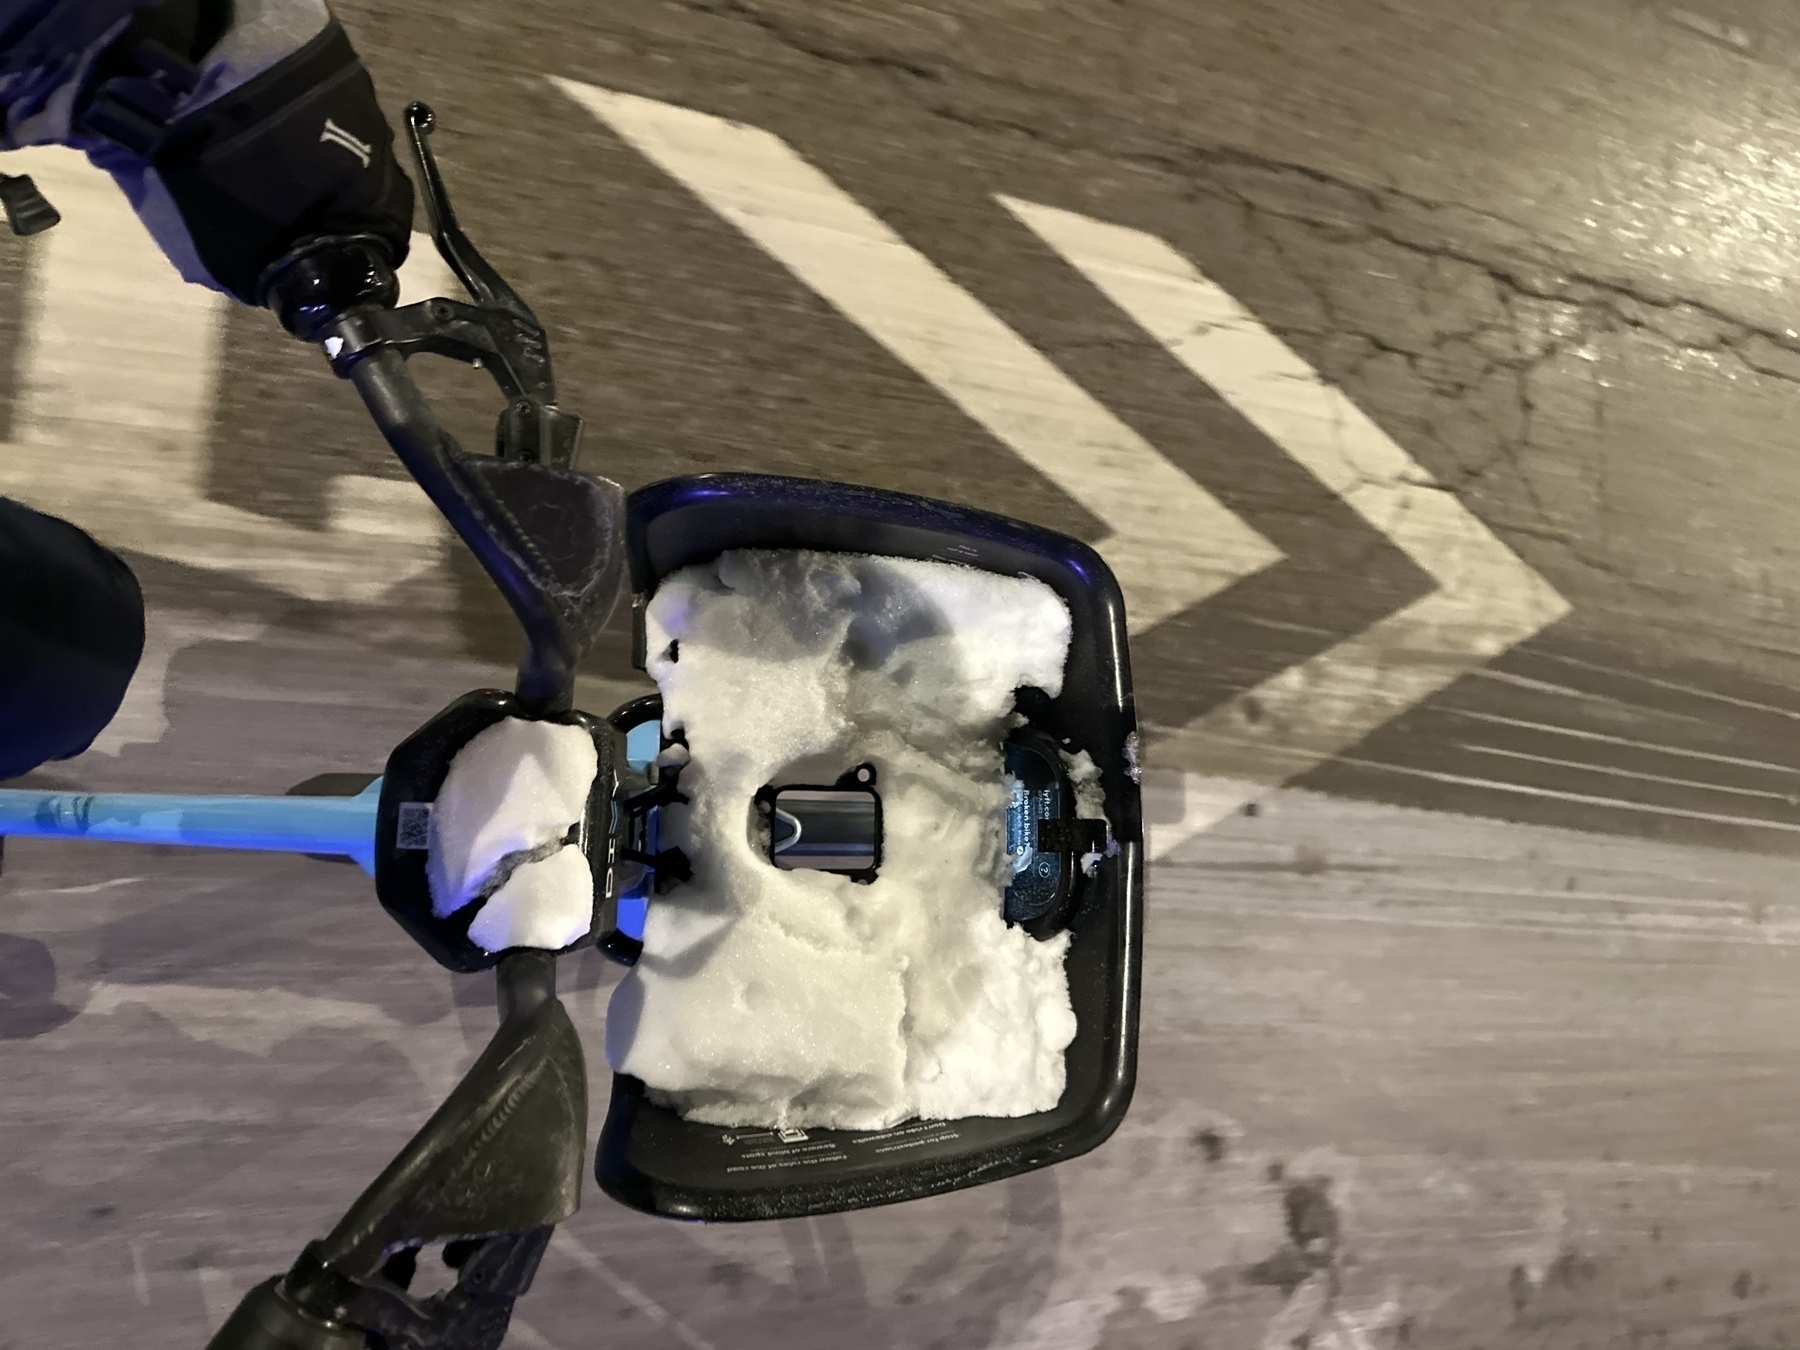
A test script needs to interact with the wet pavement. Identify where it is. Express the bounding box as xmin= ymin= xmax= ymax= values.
xmin=10 ymin=1 xmax=1800 ymax=1345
